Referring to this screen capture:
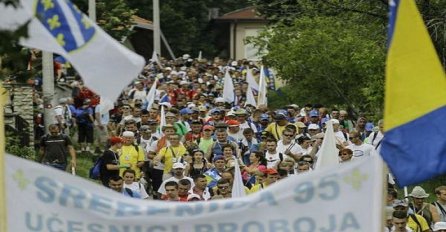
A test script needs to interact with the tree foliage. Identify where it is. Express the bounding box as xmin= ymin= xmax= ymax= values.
xmin=248 ymin=0 xmax=446 ymax=116
xmin=73 ymin=0 xmax=136 ymax=41
xmin=247 ymin=1 xmax=387 ymax=115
